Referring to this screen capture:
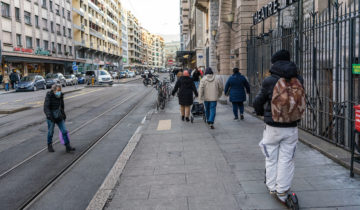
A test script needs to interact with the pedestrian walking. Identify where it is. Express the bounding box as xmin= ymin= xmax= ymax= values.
xmin=224 ymin=68 xmax=250 ymax=120
xmin=44 ymin=84 xmax=76 ymax=153
xmin=2 ymin=73 xmax=10 ymax=91
xmin=10 ymin=70 xmax=19 ymax=89
xmin=172 ymin=70 xmax=198 ymax=122
xmin=192 ymin=67 xmax=201 ymax=89
xmin=198 ymin=67 xmax=223 ymax=129
xmin=253 ymin=49 xmax=305 ymax=206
